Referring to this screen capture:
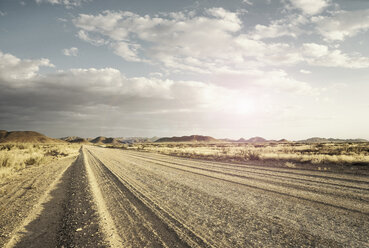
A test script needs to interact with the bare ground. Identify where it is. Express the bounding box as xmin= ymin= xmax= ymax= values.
xmin=0 ymin=156 xmax=75 ymax=247
xmin=1 ymin=146 xmax=368 ymax=247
